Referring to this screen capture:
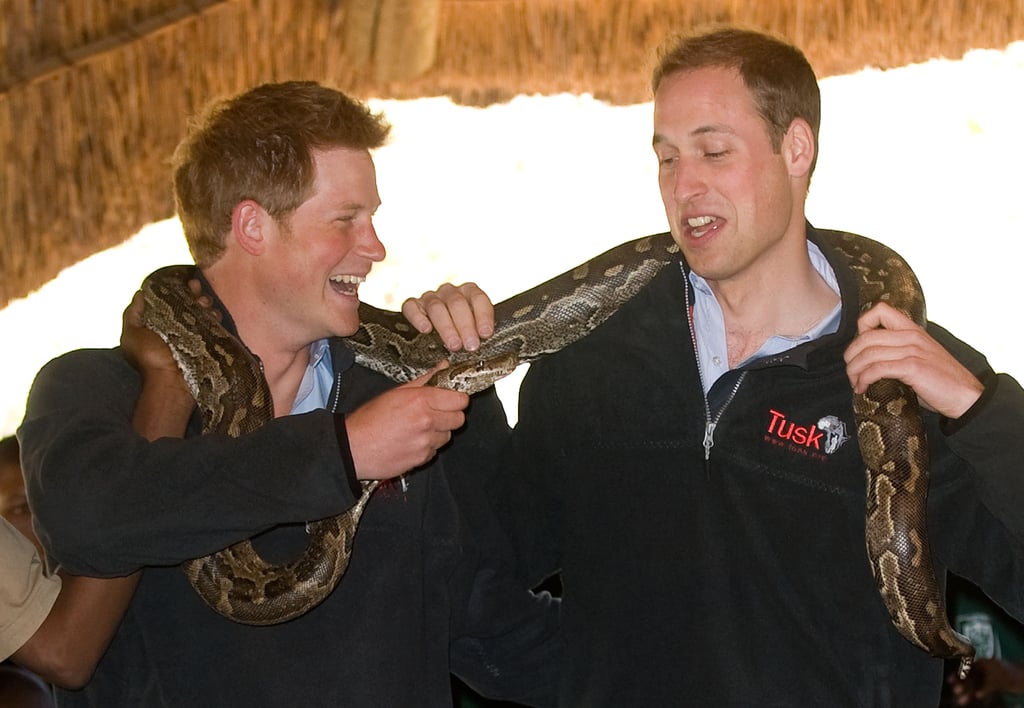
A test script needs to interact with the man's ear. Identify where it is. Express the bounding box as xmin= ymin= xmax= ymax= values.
xmin=783 ymin=118 xmax=815 ymax=179
xmin=232 ymin=200 xmax=269 ymax=256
